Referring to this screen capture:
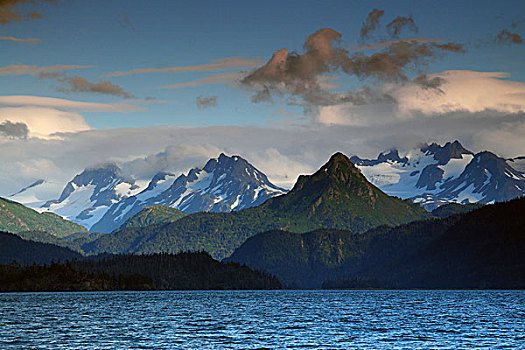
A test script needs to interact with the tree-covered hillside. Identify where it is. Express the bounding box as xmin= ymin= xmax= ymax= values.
xmin=121 ymin=206 xmax=187 ymax=229
xmin=0 ymin=197 xmax=87 ymax=237
xmin=228 ymin=198 xmax=525 ymax=289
